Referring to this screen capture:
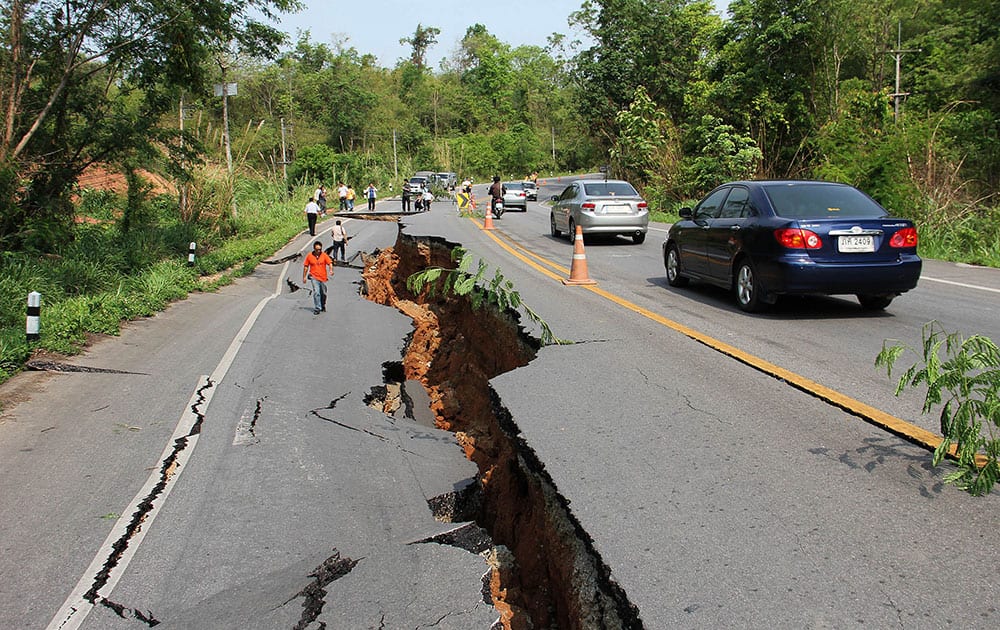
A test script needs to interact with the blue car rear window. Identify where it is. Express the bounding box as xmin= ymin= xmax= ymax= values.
xmin=583 ymin=182 xmax=638 ymax=197
xmin=763 ymin=184 xmax=888 ymax=219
